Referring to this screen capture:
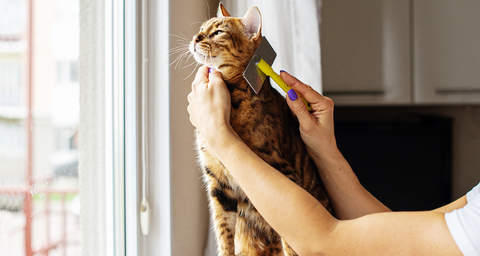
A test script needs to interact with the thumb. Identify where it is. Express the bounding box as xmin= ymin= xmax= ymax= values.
xmin=208 ymin=69 xmax=224 ymax=87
